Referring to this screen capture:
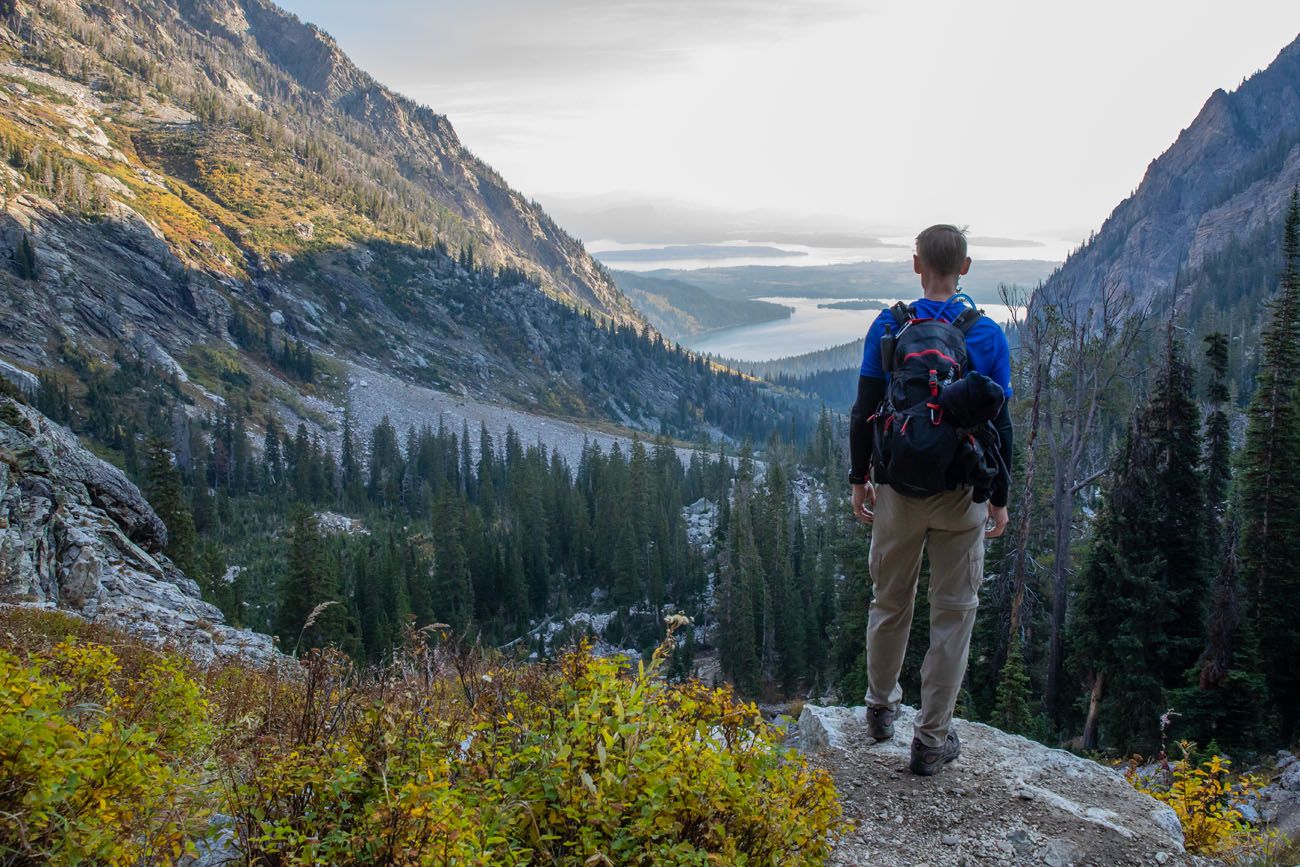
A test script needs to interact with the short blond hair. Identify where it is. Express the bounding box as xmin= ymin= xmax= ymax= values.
xmin=915 ymin=225 xmax=968 ymax=276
